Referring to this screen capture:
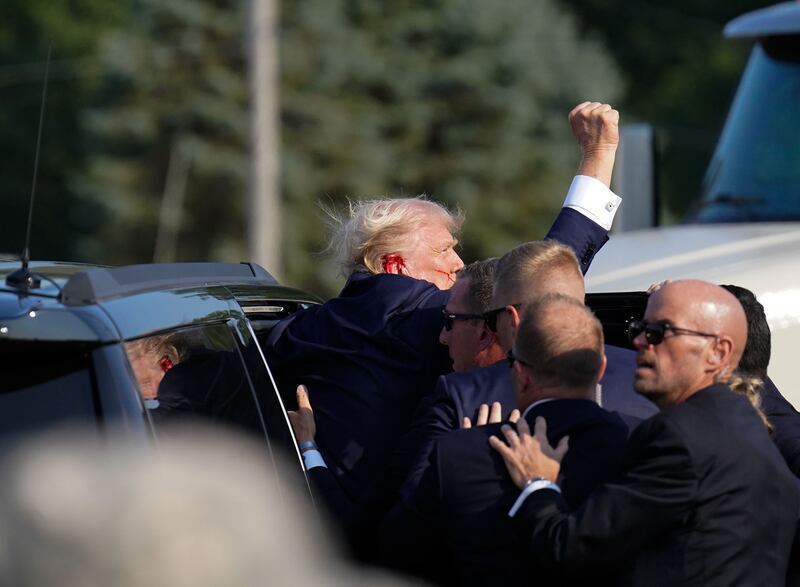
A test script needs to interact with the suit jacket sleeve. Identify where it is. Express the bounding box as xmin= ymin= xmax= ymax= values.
xmin=394 ymin=375 xmax=460 ymax=498
xmin=545 ymin=207 xmax=609 ymax=275
xmin=379 ymin=441 xmax=447 ymax=576
xmin=512 ymin=416 xmax=697 ymax=571
xmin=306 ymin=464 xmax=355 ymax=529
xmin=762 ymin=377 xmax=800 ymax=477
